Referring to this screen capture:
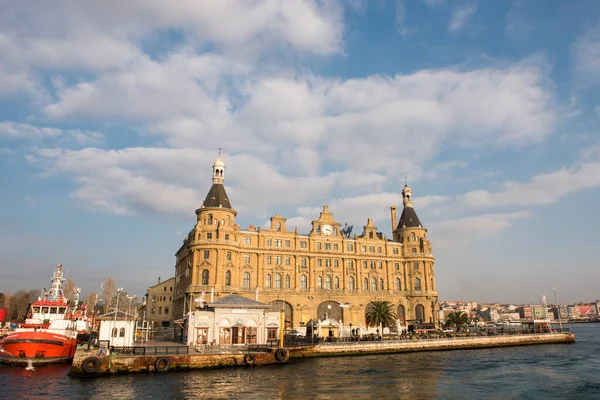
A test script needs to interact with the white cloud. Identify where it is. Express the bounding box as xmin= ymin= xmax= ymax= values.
xmin=429 ymin=211 xmax=532 ymax=248
xmin=572 ymin=25 xmax=600 ymax=82
xmin=0 ymin=122 xmax=103 ymax=146
xmin=461 ymin=160 xmax=600 ymax=209
xmin=449 ymin=0 xmax=478 ymax=33
xmin=395 ymin=0 xmax=408 ymax=37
